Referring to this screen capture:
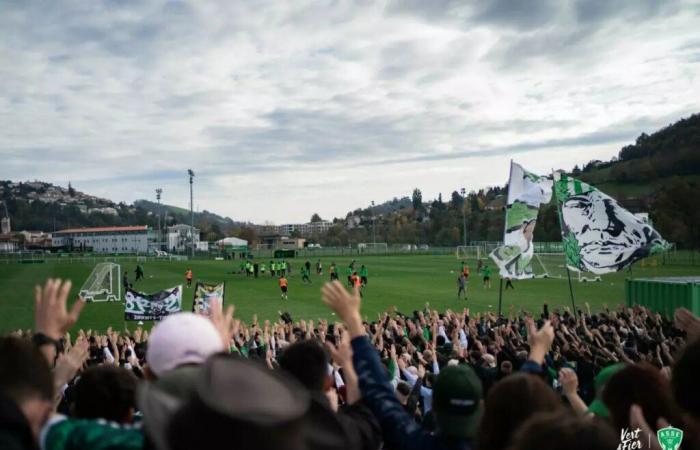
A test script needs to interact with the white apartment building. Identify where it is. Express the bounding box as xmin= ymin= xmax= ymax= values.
xmin=53 ymin=225 xmax=152 ymax=253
